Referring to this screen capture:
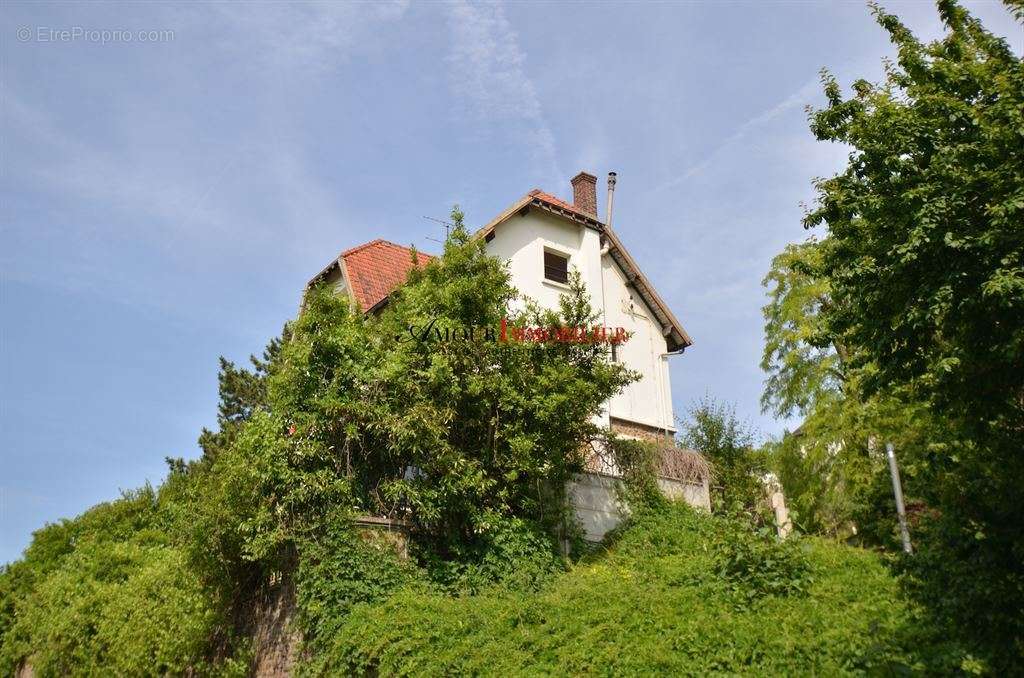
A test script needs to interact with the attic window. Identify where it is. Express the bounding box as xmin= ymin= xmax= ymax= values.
xmin=543 ymin=250 xmax=569 ymax=284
